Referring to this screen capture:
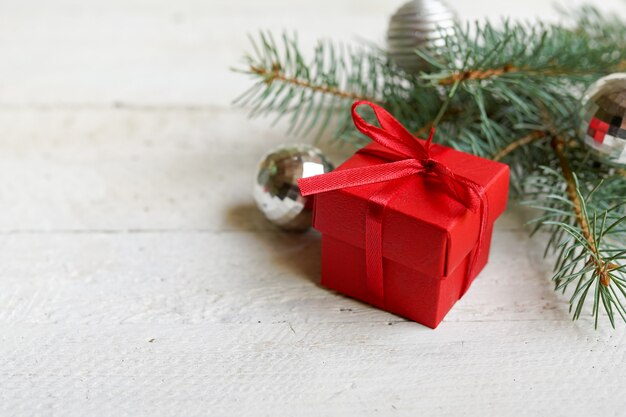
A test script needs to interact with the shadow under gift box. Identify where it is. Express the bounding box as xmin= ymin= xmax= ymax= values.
xmin=312 ymin=140 xmax=510 ymax=328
